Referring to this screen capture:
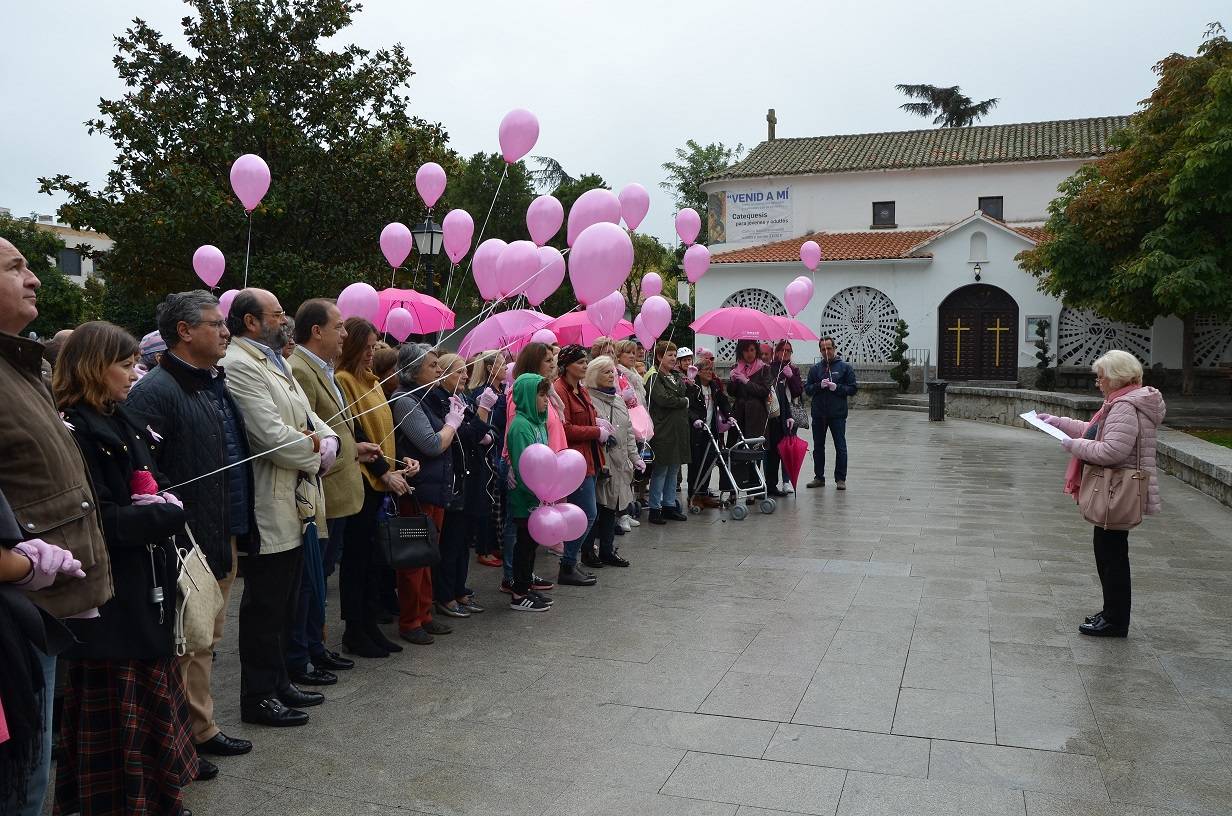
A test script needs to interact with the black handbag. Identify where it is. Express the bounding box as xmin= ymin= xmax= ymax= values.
xmin=375 ymin=495 xmax=440 ymax=569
